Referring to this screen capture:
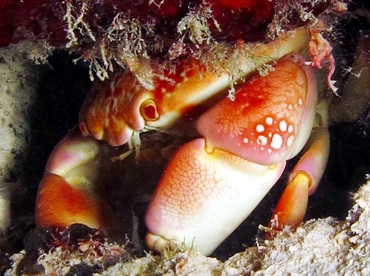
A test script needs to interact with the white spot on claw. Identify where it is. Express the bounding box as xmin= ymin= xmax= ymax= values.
xmin=257 ymin=135 xmax=268 ymax=146
xmin=256 ymin=124 xmax=265 ymax=132
xmin=271 ymin=134 xmax=283 ymax=149
xmin=279 ymin=121 xmax=287 ymax=132
xmin=266 ymin=117 xmax=273 ymax=125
